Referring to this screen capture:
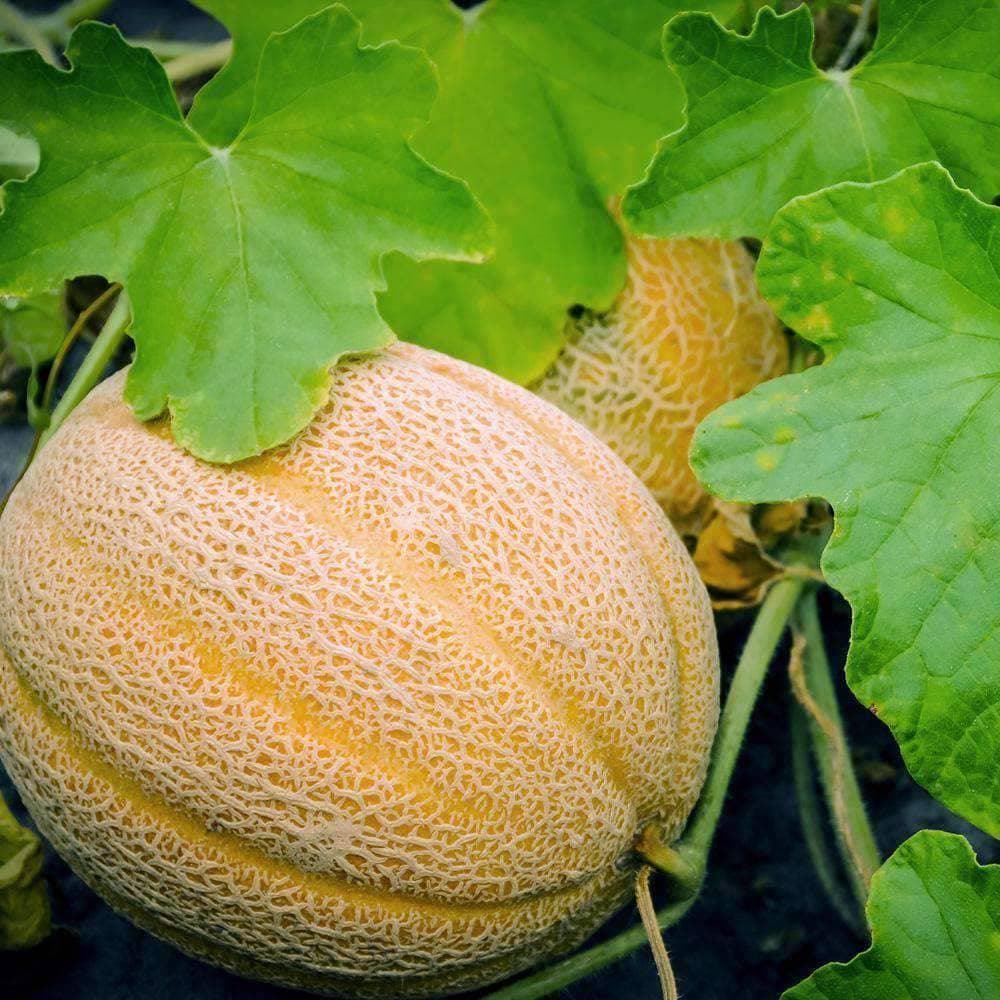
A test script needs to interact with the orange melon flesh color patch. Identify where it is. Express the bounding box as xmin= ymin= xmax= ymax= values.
xmin=534 ymin=236 xmax=788 ymax=535
xmin=0 ymin=342 xmax=718 ymax=997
